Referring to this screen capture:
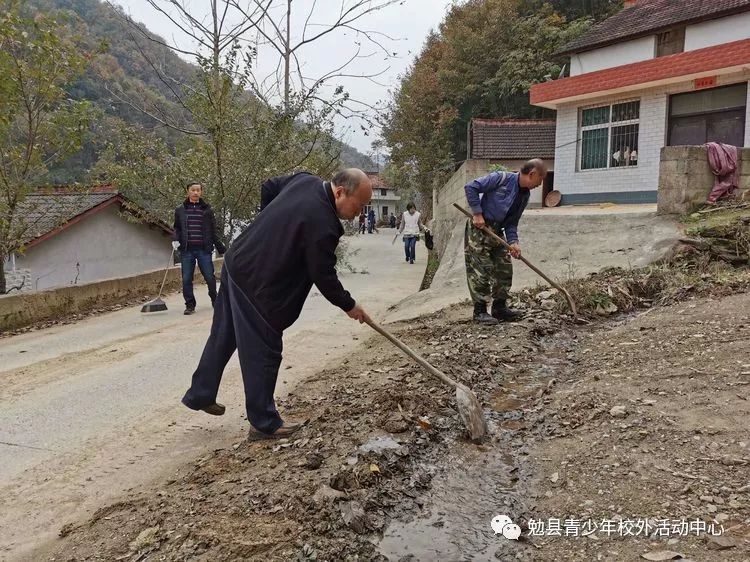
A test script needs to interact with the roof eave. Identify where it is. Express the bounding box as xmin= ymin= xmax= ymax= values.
xmin=23 ymin=194 xmax=174 ymax=250
xmin=557 ymin=5 xmax=750 ymax=57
